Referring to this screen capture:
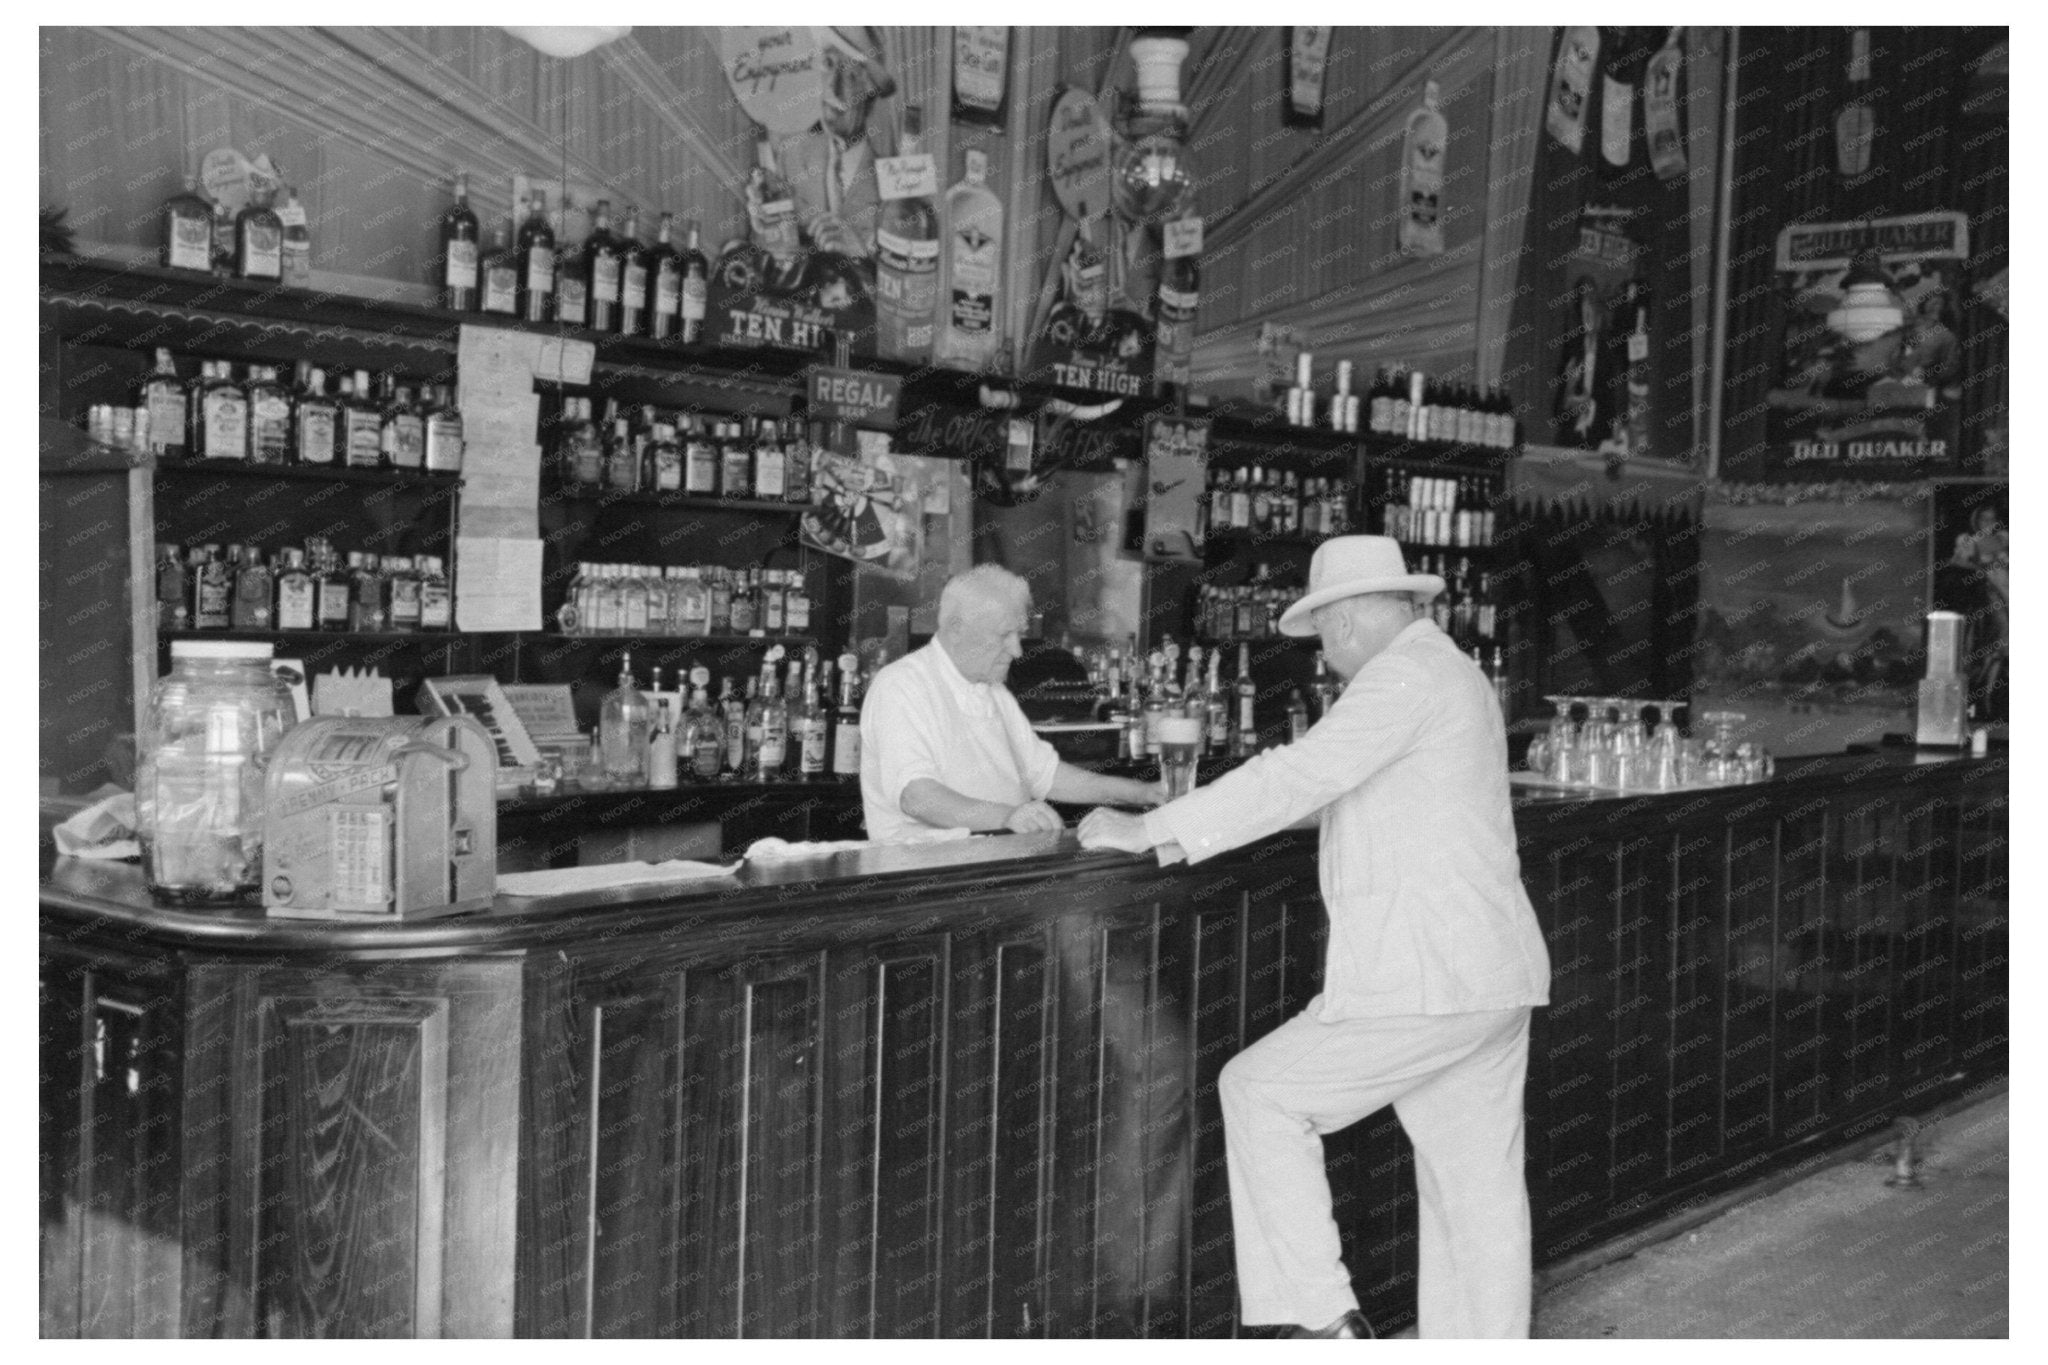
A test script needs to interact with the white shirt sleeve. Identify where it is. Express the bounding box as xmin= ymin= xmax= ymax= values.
xmin=861 ymin=670 xmax=945 ymax=818
xmin=997 ymin=689 xmax=1061 ymax=801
